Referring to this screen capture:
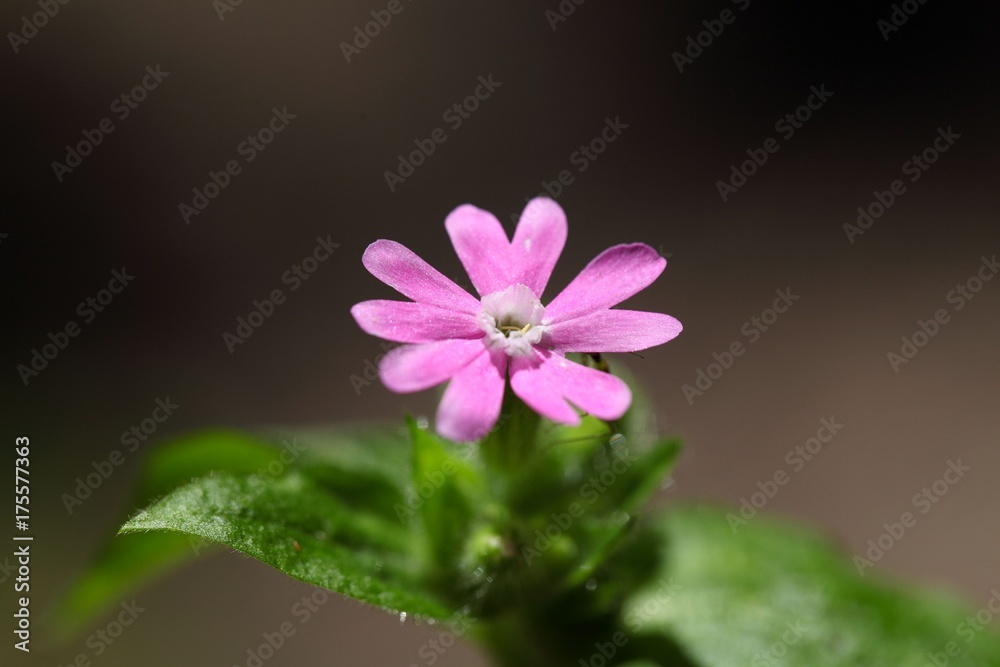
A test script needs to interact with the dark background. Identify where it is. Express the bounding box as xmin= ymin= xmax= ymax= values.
xmin=3 ymin=1 xmax=998 ymax=665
